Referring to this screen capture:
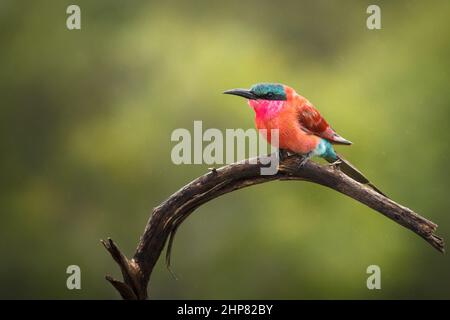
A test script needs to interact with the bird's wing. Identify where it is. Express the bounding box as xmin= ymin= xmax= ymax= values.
xmin=297 ymin=102 xmax=352 ymax=145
